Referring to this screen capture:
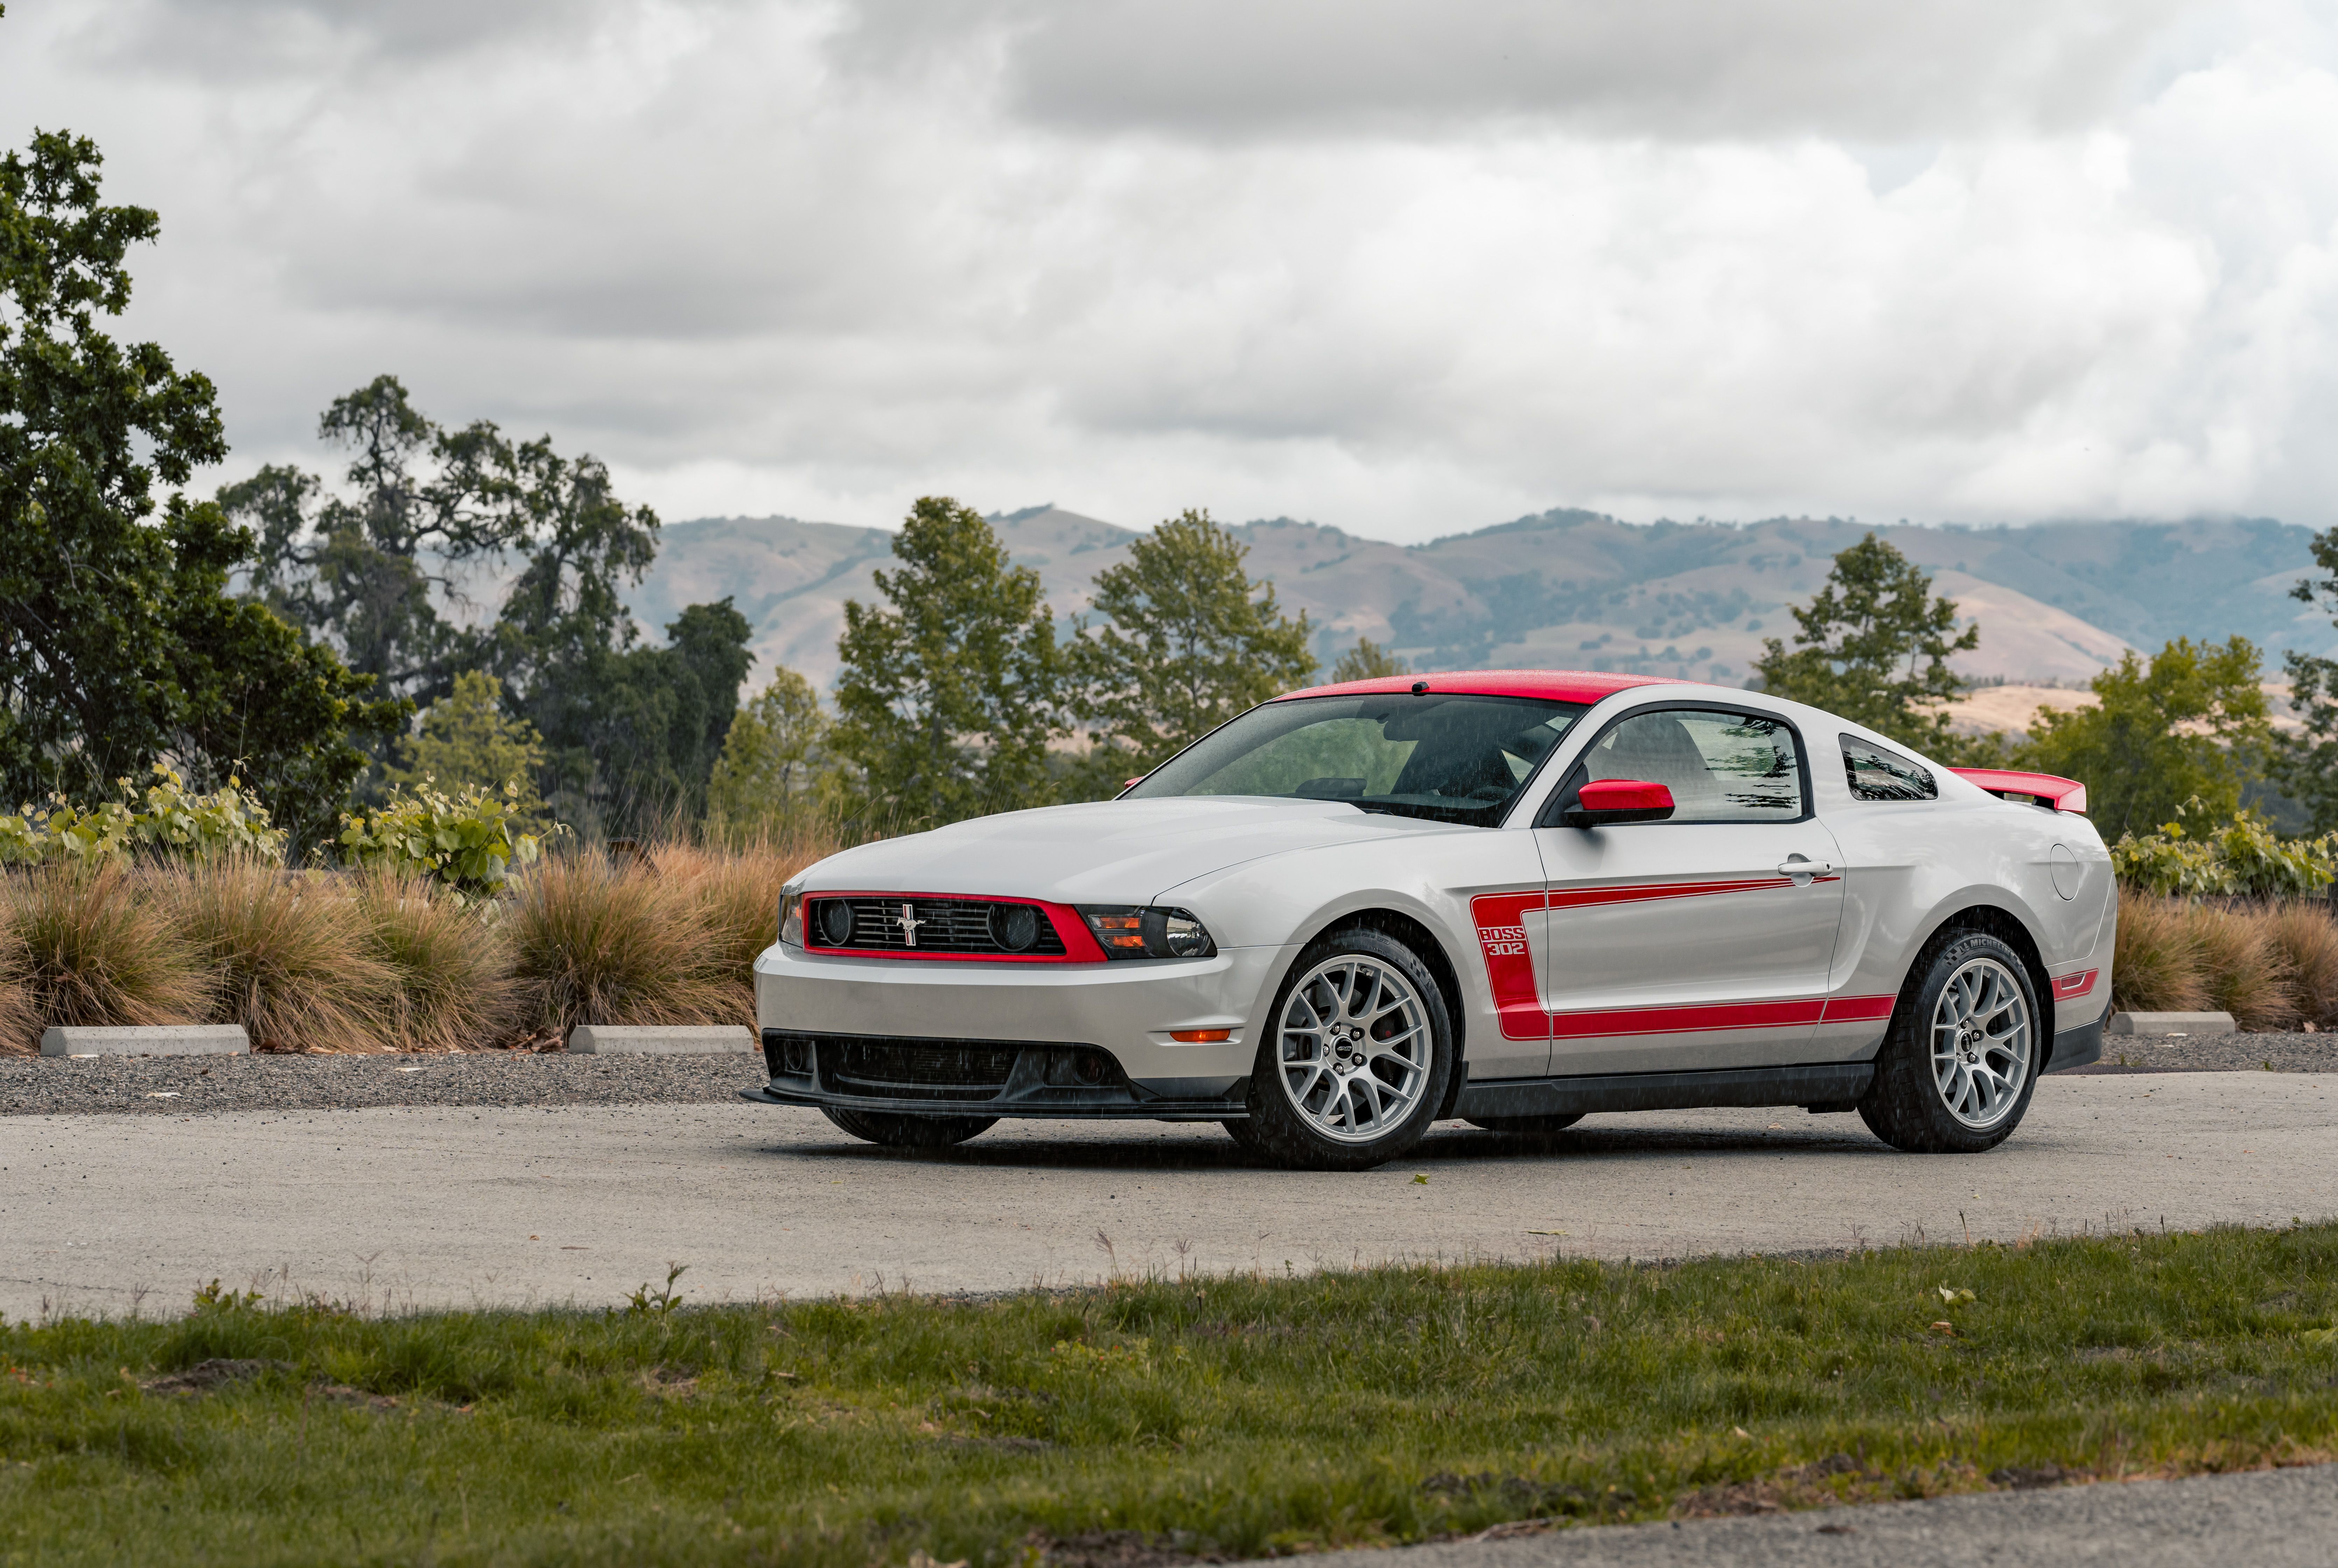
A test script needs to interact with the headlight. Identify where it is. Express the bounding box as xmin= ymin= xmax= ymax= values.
xmin=1078 ymin=905 xmax=1217 ymax=960
xmin=777 ymin=884 xmax=805 ymax=948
